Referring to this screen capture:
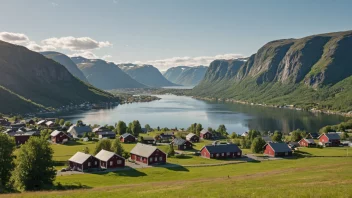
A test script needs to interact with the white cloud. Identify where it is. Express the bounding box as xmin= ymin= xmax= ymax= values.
xmin=102 ymin=55 xmax=112 ymax=59
xmin=69 ymin=51 xmax=99 ymax=59
xmin=26 ymin=41 xmax=56 ymax=51
xmin=132 ymin=53 xmax=244 ymax=71
xmin=42 ymin=36 xmax=112 ymax=51
xmin=0 ymin=32 xmax=29 ymax=44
